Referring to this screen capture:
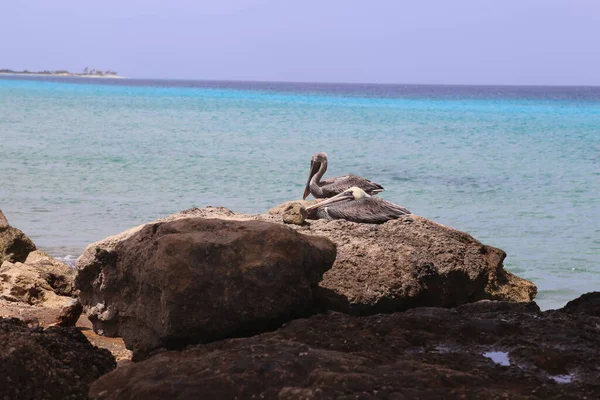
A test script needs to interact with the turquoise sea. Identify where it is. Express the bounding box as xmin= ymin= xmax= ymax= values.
xmin=1 ymin=76 xmax=599 ymax=310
